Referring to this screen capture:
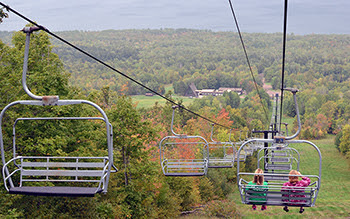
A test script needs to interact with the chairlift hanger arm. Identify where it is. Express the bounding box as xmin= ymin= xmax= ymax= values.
xmin=22 ymin=27 xmax=58 ymax=101
xmin=253 ymin=88 xmax=300 ymax=141
xmin=283 ymin=88 xmax=301 ymax=140
xmin=228 ymin=129 xmax=233 ymax=142
xmin=210 ymin=123 xmax=221 ymax=143
xmin=170 ymin=105 xmax=187 ymax=137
